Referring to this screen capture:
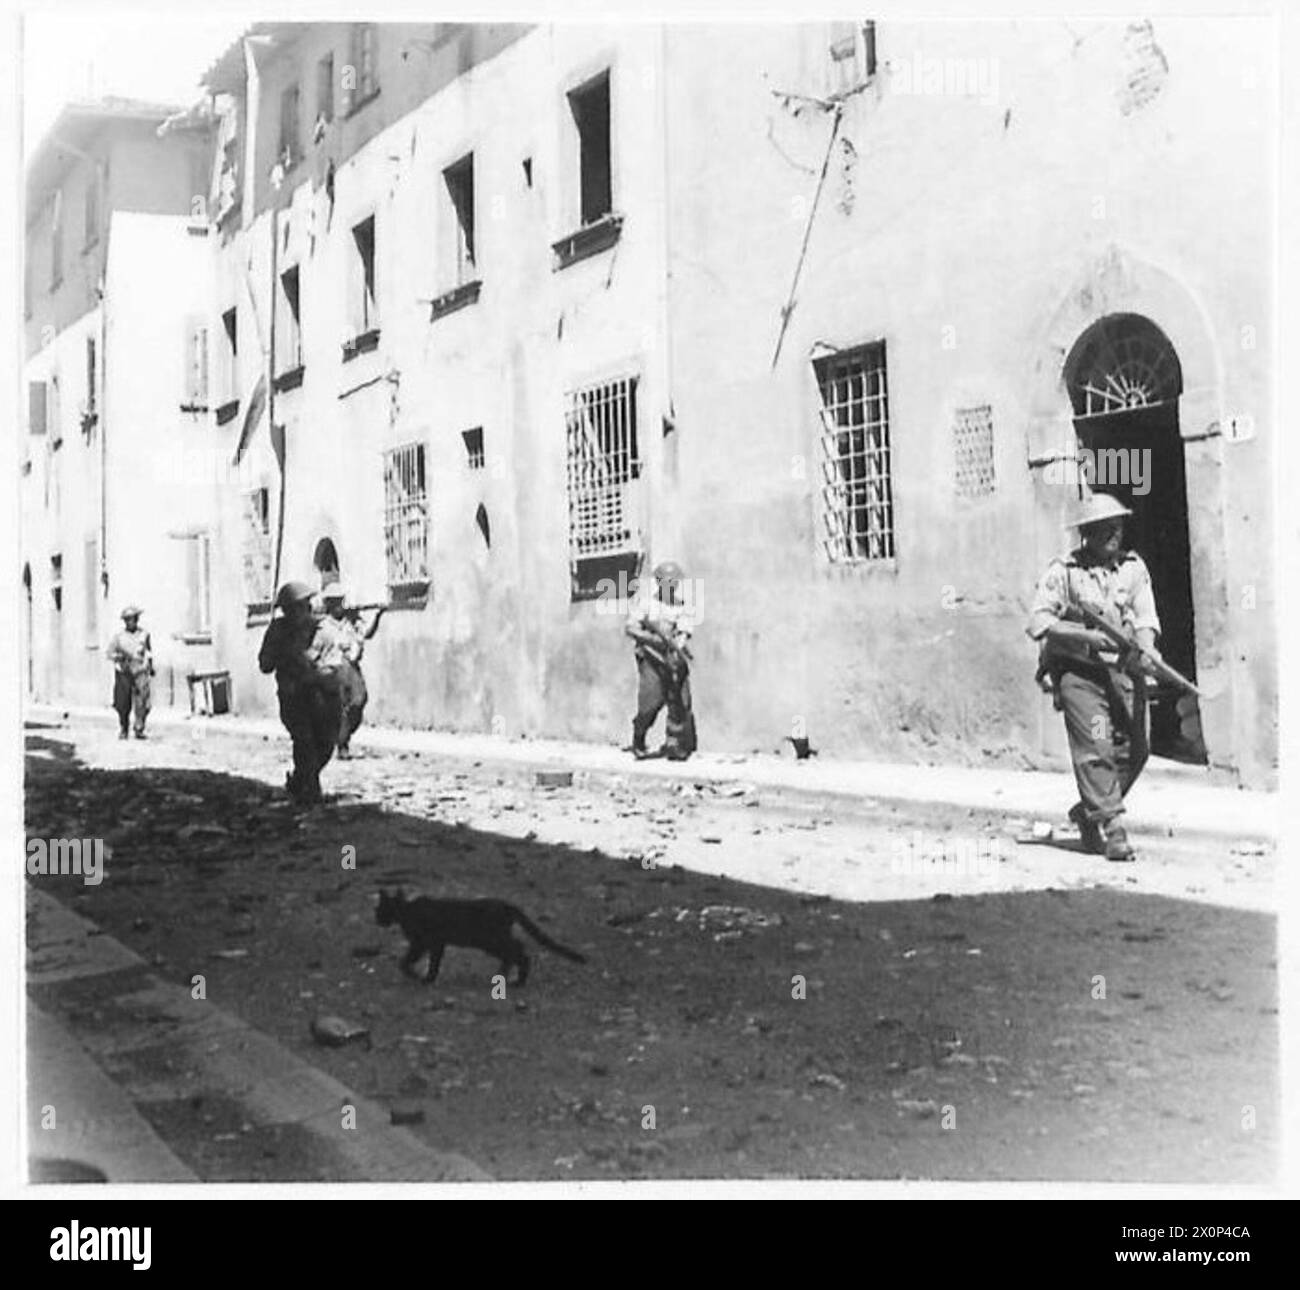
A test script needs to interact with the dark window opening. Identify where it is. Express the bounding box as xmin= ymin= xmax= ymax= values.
xmin=314 ymin=537 xmax=340 ymax=589
xmin=569 ymin=72 xmax=612 ymax=226
xmin=348 ymin=23 xmax=379 ymax=109
xmin=350 ymin=215 xmax=378 ymax=334
xmin=522 ymin=156 xmax=533 ymax=188
xmin=280 ymin=266 xmax=302 ymax=371
xmin=85 ymin=336 xmax=97 ymax=420
xmin=462 ymin=426 xmax=485 ymax=469
xmin=316 ymin=53 xmax=335 ymax=127
xmin=475 ymin=503 xmax=491 ymax=549
xmin=443 ymin=154 xmax=476 ymax=280
xmin=84 ymin=175 xmax=99 ymax=247
xmin=279 ymin=84 xmax=300 ymax=166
